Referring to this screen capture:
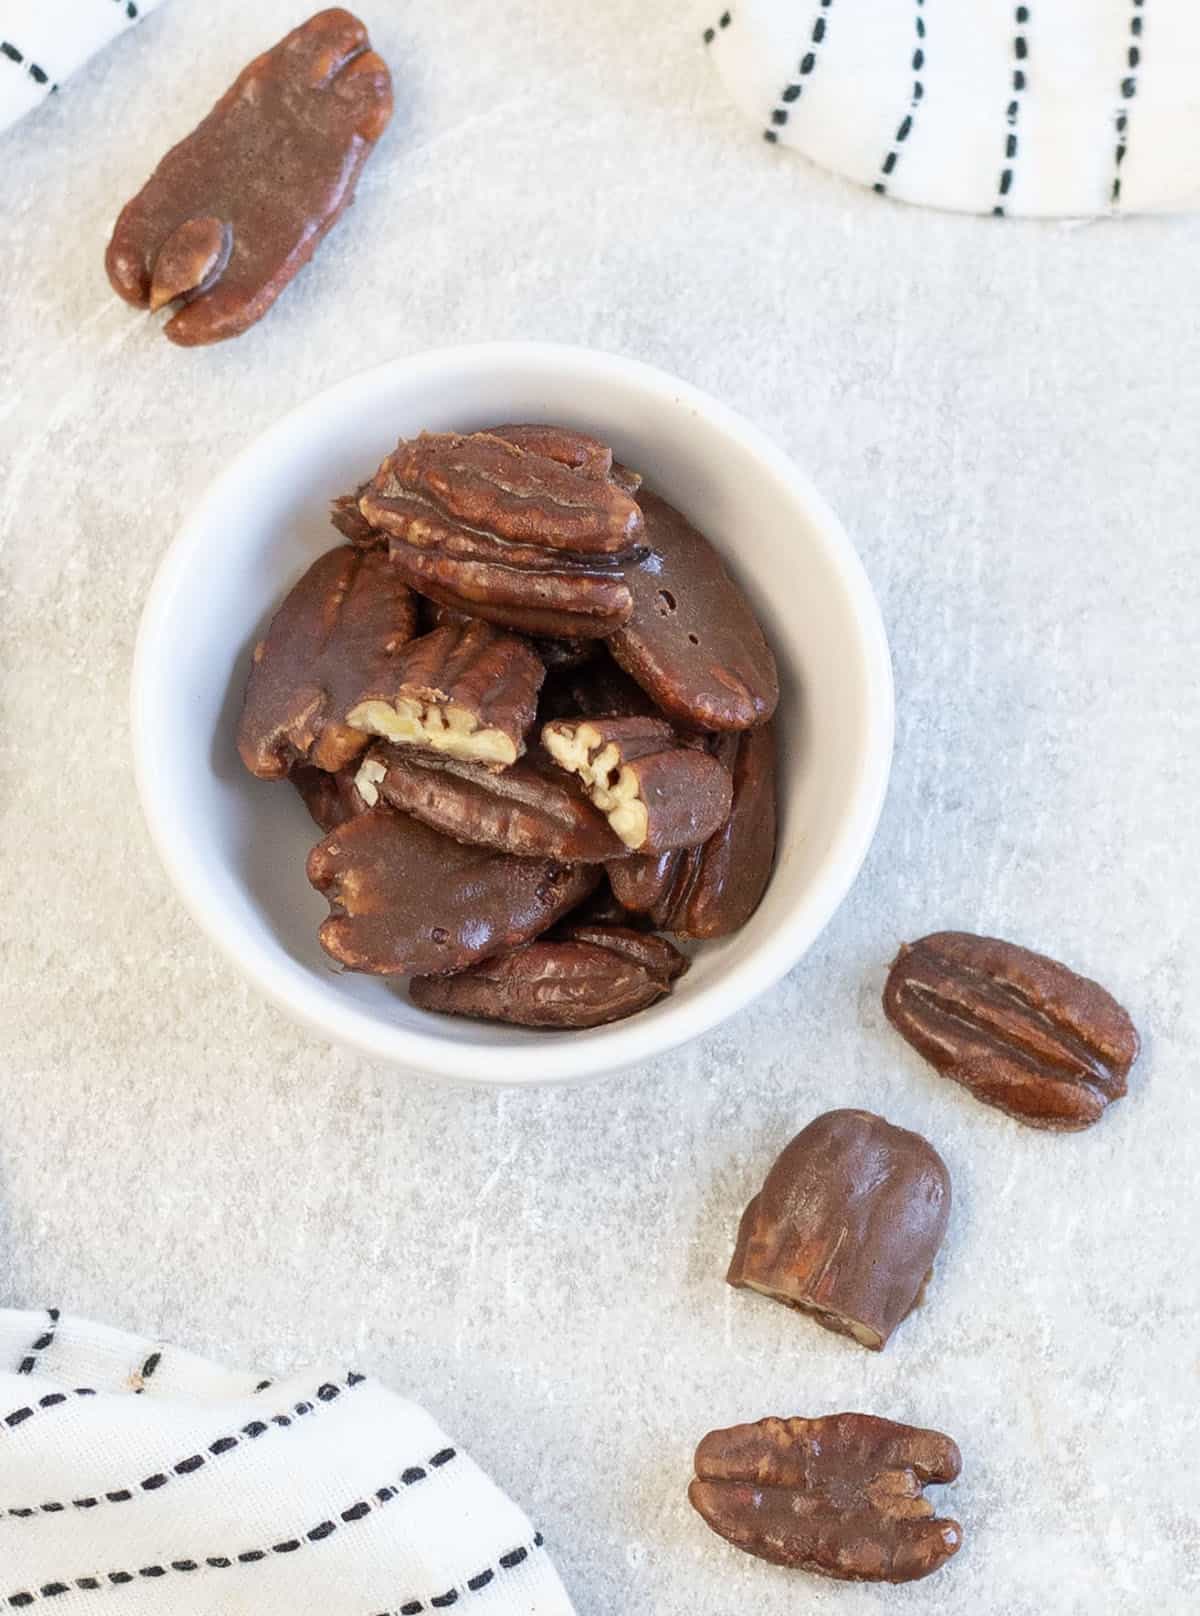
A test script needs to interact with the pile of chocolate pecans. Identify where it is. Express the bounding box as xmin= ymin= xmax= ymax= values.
xmin=691 ymin=931 xmax=1139 ymax=1583
xmin=236 ymin=424 xmax=780 ymax=1028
